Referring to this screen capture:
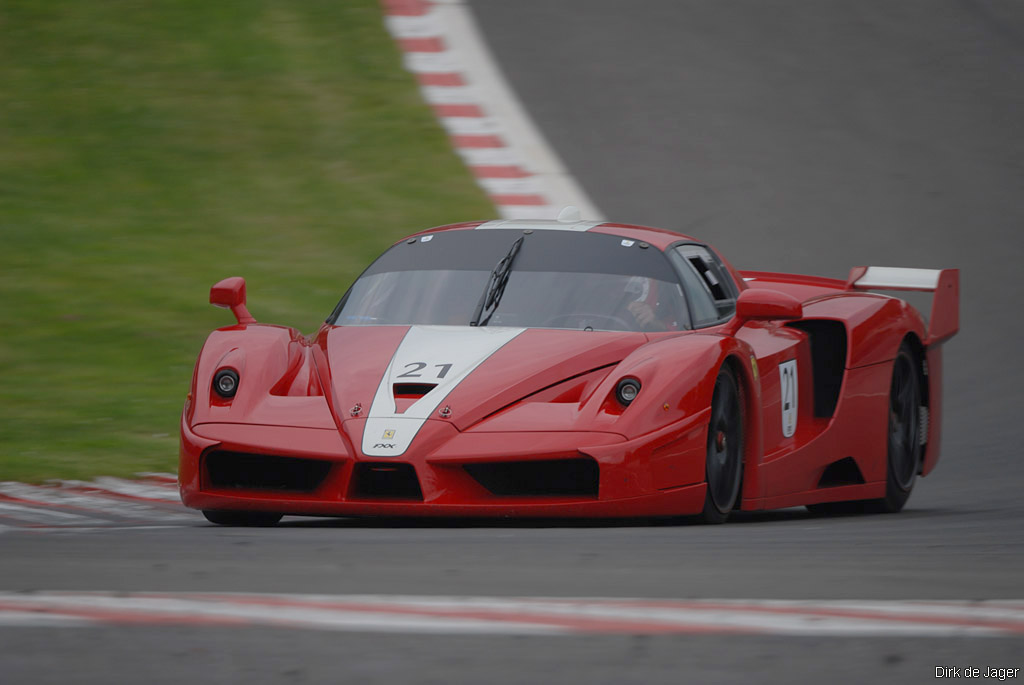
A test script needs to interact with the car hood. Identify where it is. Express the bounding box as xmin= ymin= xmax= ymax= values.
xmin=318 ymin=325 xmax=649 ymax=457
